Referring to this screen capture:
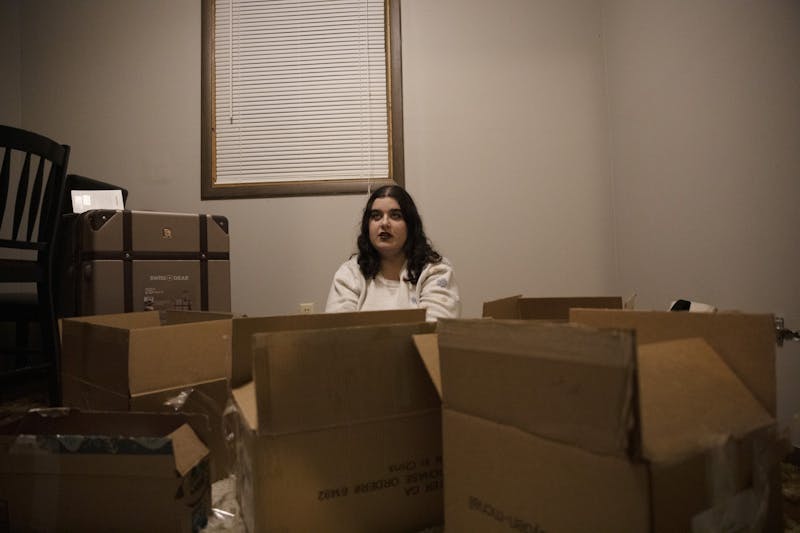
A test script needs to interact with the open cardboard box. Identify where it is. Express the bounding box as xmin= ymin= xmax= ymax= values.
xmin=0 ymin=409 xmax=211 ymax=532
xmin=414 ymin=311 xmax=781 ymax=532
xmin=483 ymin=295 xmax=623 ymax=320
xmin=61 ymin=310 xmax=232 ymax=394
xmin=62 ymin=375 xmax=231 ymax=482
xmin=60 ymin=310 xmax=233 ymax=481
xmin=230 ymin=309 xmax=443 ymax=532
